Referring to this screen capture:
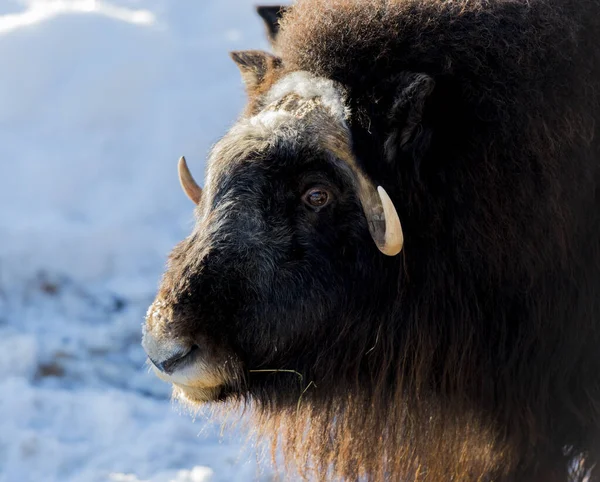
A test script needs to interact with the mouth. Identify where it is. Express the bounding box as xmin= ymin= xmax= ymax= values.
xmin=143 ymin=332 xmax=241 ymax=403
xmin=149 ymin=354 xmax=236 ymax=402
